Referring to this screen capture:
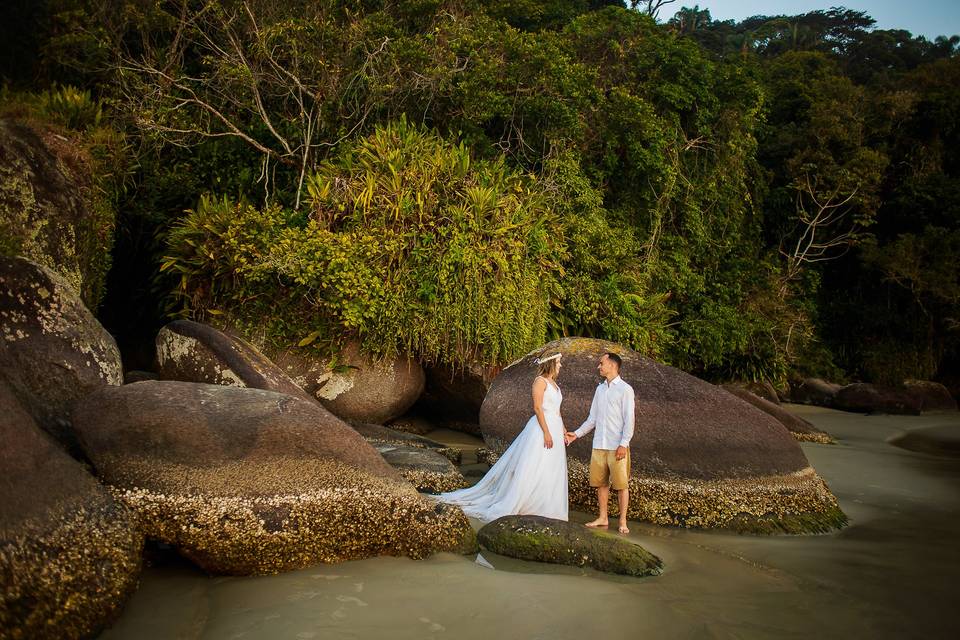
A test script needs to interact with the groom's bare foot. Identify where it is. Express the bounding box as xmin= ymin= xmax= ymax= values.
xmin=618 ymin=522 xmax=630 ymax=534
xmin=585 ymin=518 xmax=608 ymax=528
